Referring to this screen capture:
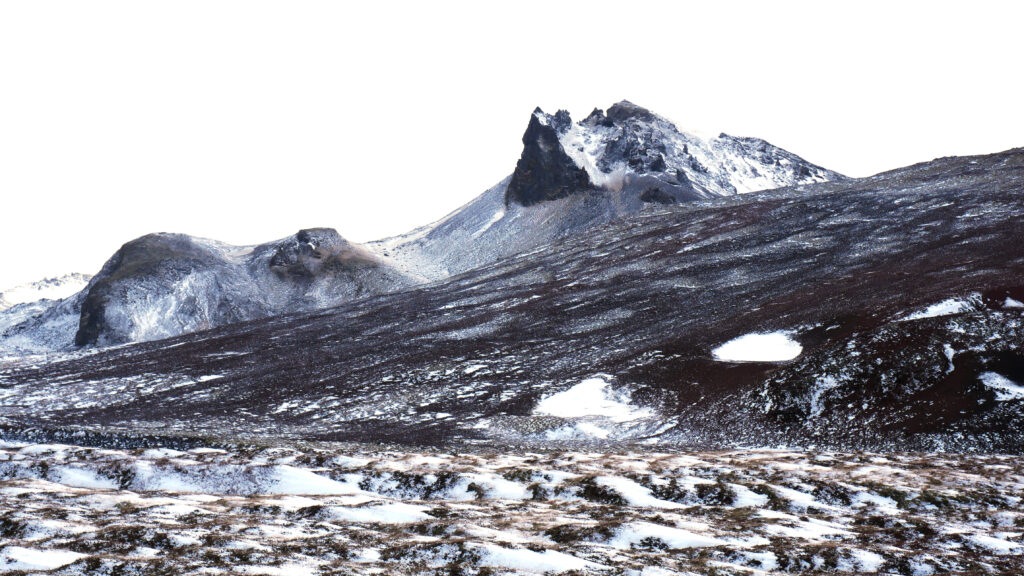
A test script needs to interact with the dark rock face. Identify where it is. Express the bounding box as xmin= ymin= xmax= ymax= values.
xmin=505 ymin=110 xmax=593 ymax=206
xmin=605 ymin=99 xmax=659 ymax=123
xmin=582 ymin=107 xmax=614 ymax=127
xmin=74 ymin=229 xmax=414 ymax=347
xmin=599 ymin=121 xmax=670 ymax=175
